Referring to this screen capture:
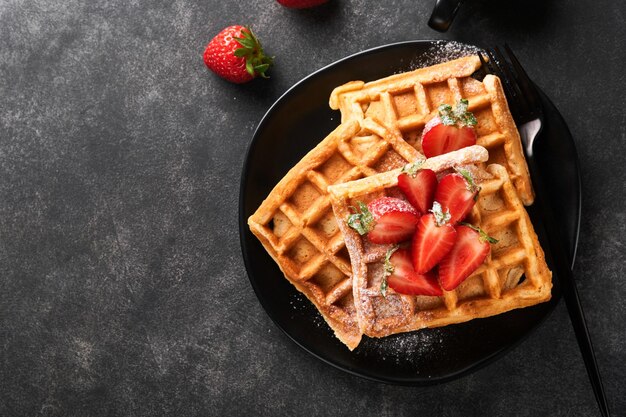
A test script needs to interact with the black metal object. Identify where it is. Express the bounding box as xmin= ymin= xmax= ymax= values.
xmin=481 ymin=45 xmax=610 ymax=417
